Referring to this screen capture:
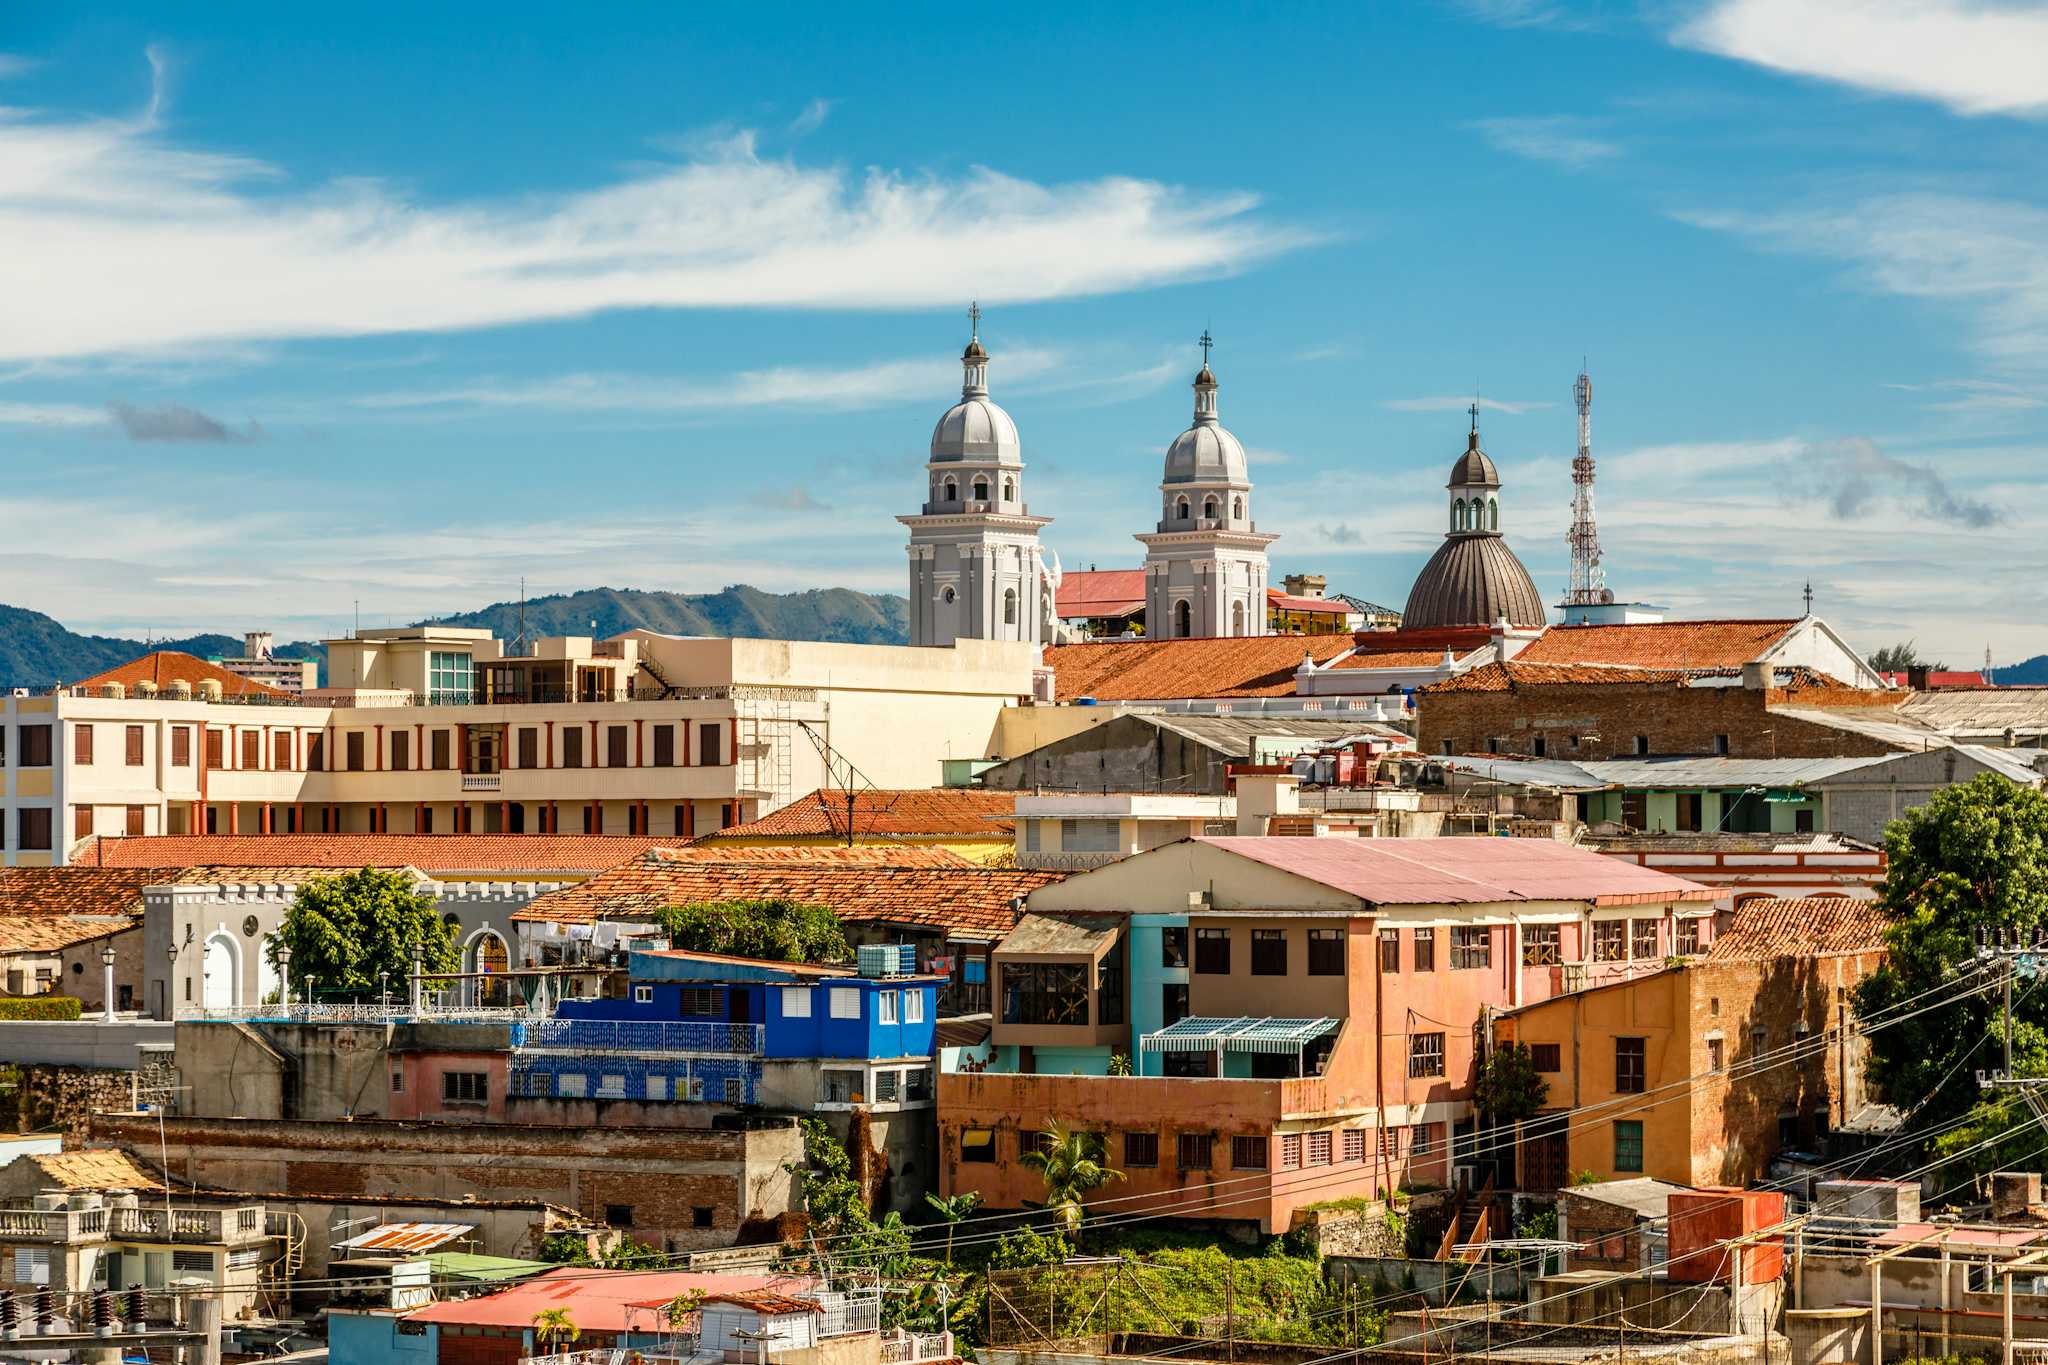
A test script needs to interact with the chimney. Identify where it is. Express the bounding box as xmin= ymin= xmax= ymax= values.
xmin=1235 ymin=772 xmax=1300 ymax=836
xmin=1906 ymin=664 xmax=1929 ymax=690
xmin=1741 ymin=661 xmax=1771 ymax=691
